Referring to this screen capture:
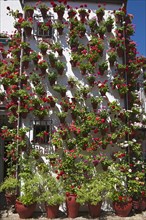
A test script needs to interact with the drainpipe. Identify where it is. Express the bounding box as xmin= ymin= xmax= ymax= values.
xmin=121 ymin=4 xmax=131 ymax=164
xmin=16 ymin=0 xmax=24 ymax=196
